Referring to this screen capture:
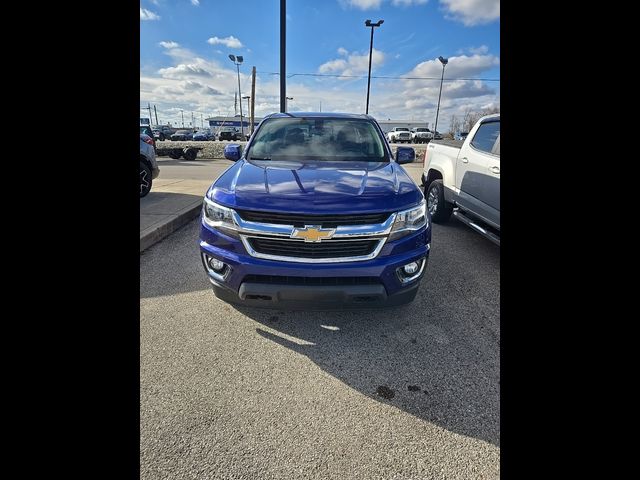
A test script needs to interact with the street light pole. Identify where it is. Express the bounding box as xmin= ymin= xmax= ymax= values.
xmin=433 ymin=56 xmax=448 ymax=140
xmin=364 ymin=19 xmax=384 ymax=115
xmin=229 ymin=54 xmax=245 ymax=138
xmin=181 ymin=109 xmax=184 ymax=127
